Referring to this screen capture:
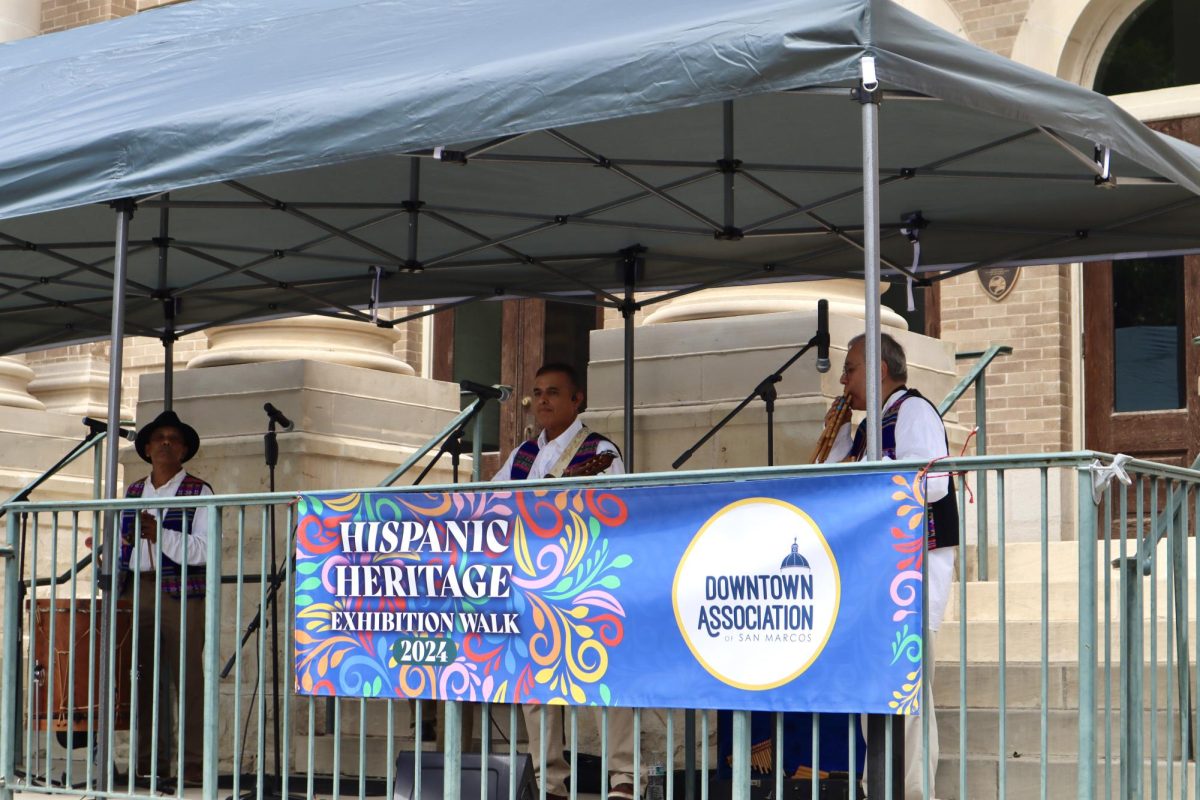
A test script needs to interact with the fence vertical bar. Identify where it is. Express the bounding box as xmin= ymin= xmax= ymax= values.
xmin=1166 ymin=482 xmax=1177 ymax=800
xmin=957 ymin=475 xmax=968 ymax=800
xmin=42 ymin=514 xmax=59 ymax=784
xmin=203 ymin=503 xmax=223 ymax=800
xmin=1102 ymin=480 xmax=1113 ymax=800
xmin=443 ymin=702 xmax=462 ymax=800
xmin=731 ymin=711 xmax=750 ymax=800
xmin=283 ymin=503 xmax=296 ymax=800
xmin=1 ymin=513 xmax=20 ymax=800
xmin=1178 ymin=486 xmax=1191 ymax=796
xmin=63 ymin=513 xmax=80 ymax=789
xmin=1150 ymin=477 xmax=1160 ymax=800
xmin=996 ymin=470 xmax=1007 ymax=800
xmin=231 ymin=507 xmax=247 ymax=800
xmin=1040 ymin=467 xmax=1049 ymax=800
xmin=1077 ymin=465 xmax=1098 ymax=800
